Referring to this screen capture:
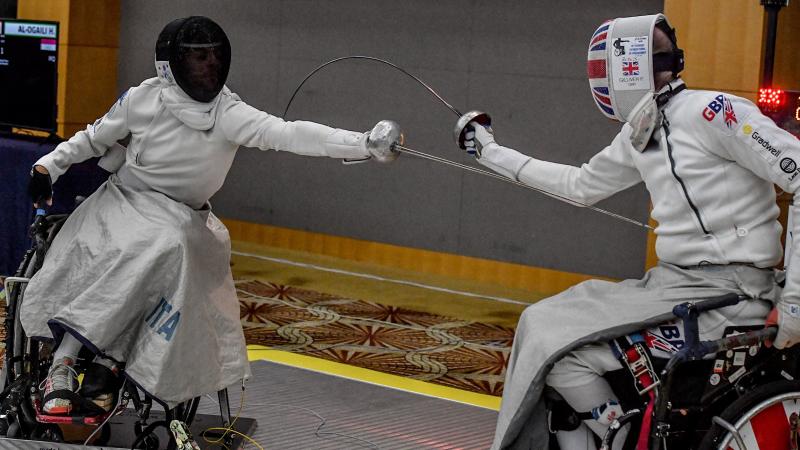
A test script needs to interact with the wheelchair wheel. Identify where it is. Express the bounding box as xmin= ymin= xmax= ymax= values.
xmin=31 ymin=423 xmax=63 ymax=442
xmin=698 ymin=379 xmax=800 ymax=450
